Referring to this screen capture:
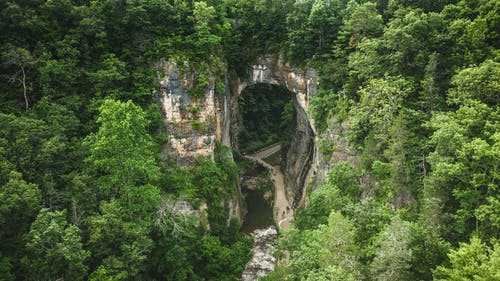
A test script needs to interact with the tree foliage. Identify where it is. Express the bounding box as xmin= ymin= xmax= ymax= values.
xmin=434 ymin=236 xmax=500 ymax=281
xmin=0 ymin=0 xmax=498 ymax=280
xmin=22 ymin=209 xmax=89 ymax=281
